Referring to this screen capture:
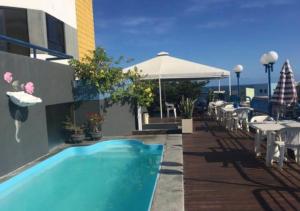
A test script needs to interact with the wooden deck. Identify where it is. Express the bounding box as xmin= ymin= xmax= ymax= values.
xmin=183 ymin=118 xmax=300 ymax=211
